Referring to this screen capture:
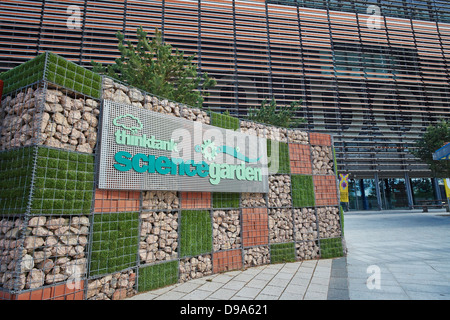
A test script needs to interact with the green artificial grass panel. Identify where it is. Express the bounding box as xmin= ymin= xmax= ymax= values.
xmin=291 ymin=175 xmax=315 ymax=208
xmin=46 ymin=53 xmax=102 ymax=99
xmin=138 ymin=261 xmax=179 ymax=292
xmin=339 ymin=206 xmax=344 ymax=236
xmin=1 ymin=52 xmax=102 ymax=98
xmin=270 ymin=242 xmax=296 ymax=264
xmin=0 ymin=53 xmax=46 ymax=95
xmin=267 ymin=140 xmax=290 ymax=174
xmin=90 ymin=212 xmax=140 ymax=276
xmin=320 ymin=237 xmax=344 ymax=259
xmin=0 ymin=147 xmax=35 ymax=214
xmin=180 ymin=210 xmax=212 ymax=258
xmin=212 ymin=192 xmax=240 ymax=209
xmin=29 ymin=147 xmax=95 ymax=215
xmin=211 ymin=112 xmax=240 ymax=131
